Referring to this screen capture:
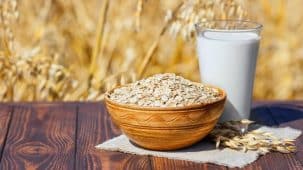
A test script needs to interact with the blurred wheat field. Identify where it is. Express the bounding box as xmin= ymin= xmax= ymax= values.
xmin=0 ymin=0 xmax=302 ymax=101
